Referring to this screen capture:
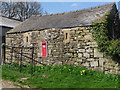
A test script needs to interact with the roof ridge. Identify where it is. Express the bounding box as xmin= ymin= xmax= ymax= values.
xmin=1 ymin=16 xmax=22 ymax=22
xmin=7 ymin=2 xmax=116 ymax=34
xmin=34 ymin=2 xmax=115 ymax=17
